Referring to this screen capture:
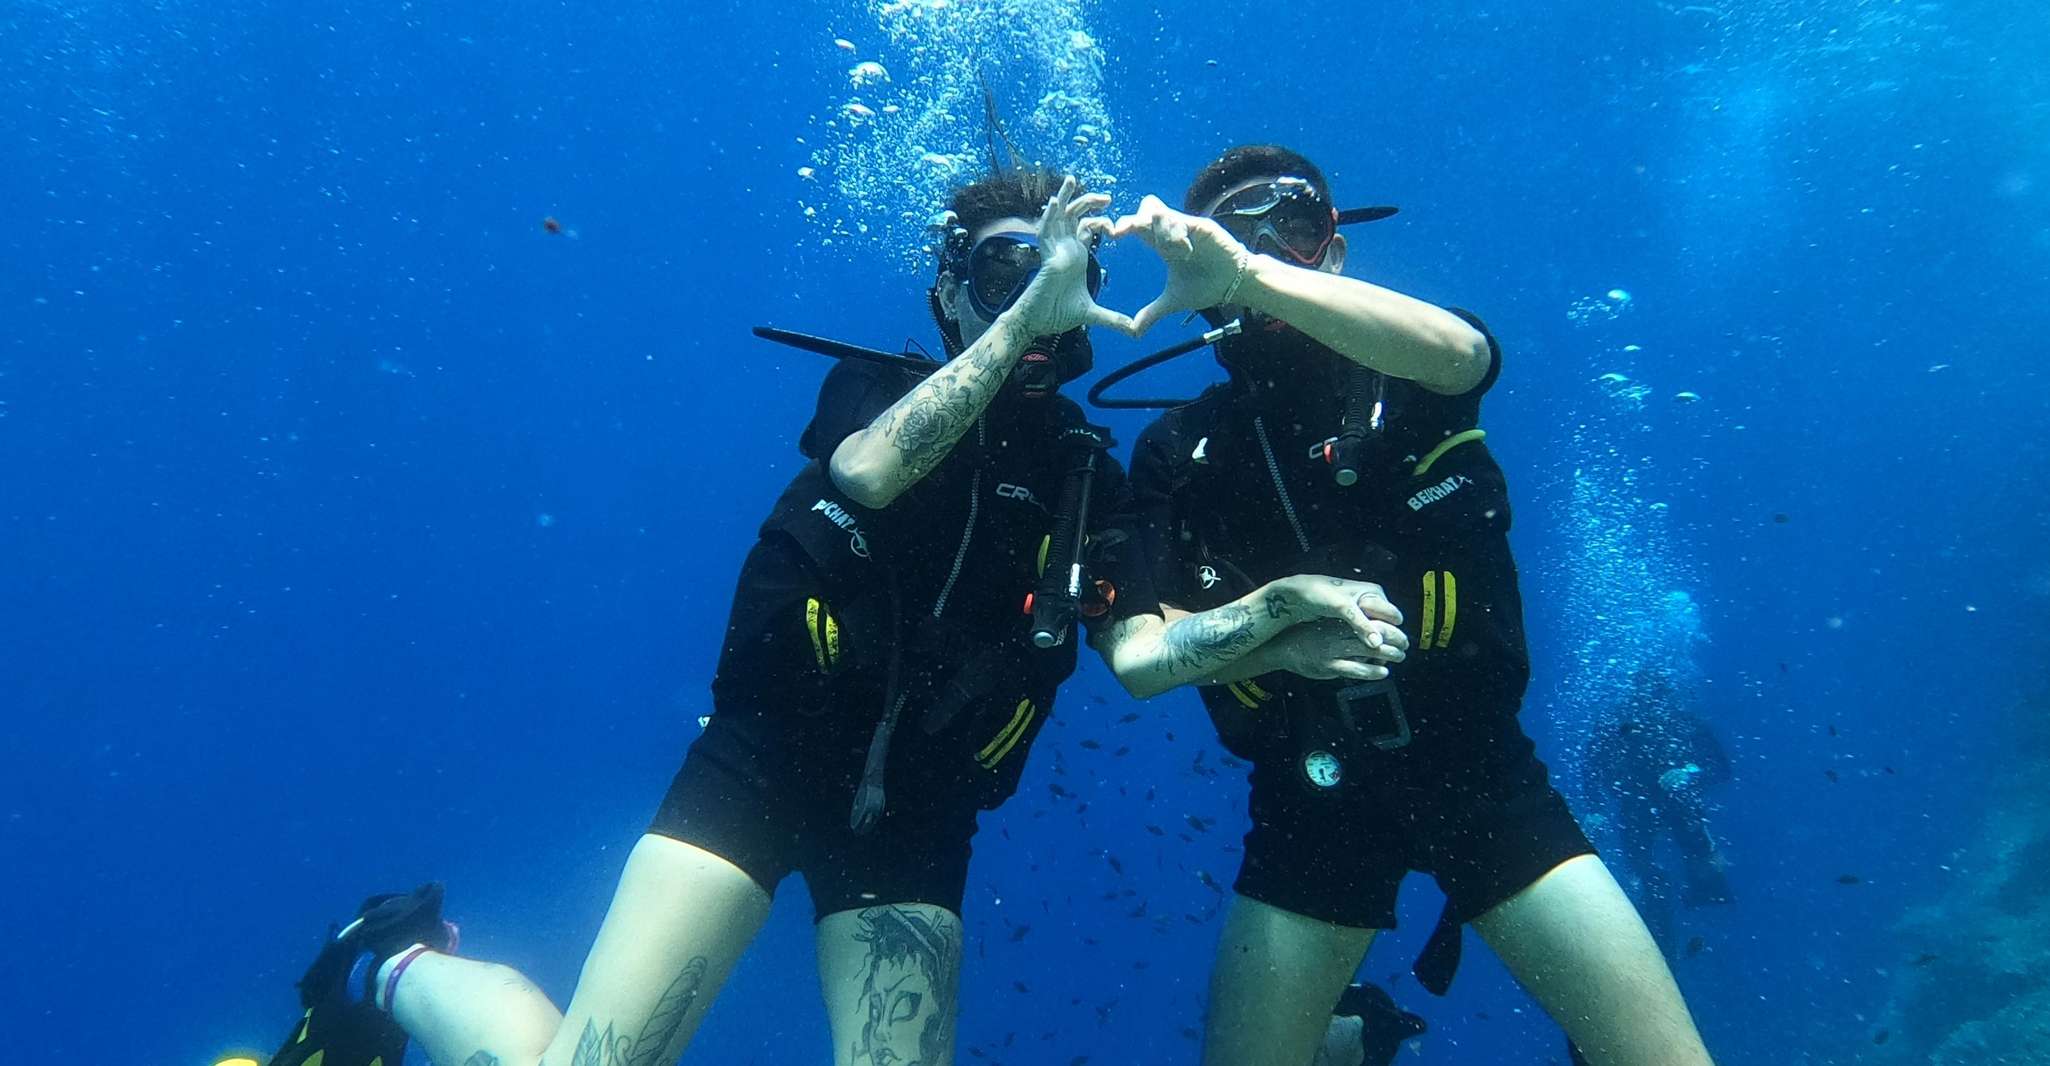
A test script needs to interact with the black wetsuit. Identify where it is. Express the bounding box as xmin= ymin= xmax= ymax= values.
xmin=1583 ymin=704 xmax=1733 ymax=952
xmin=1130 ymin=316 xmax=1592 ymax=936
xmin=651 ymin=357 xmax=1156 ymax=918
